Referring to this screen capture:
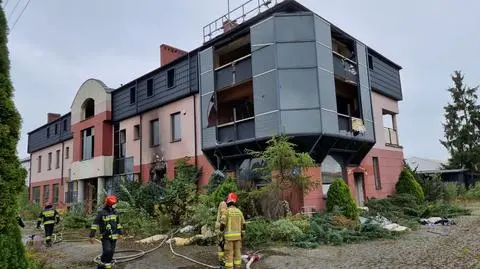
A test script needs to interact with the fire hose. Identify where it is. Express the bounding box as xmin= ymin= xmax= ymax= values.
xmin=91 ymin=229 xmax=261 ymax=268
